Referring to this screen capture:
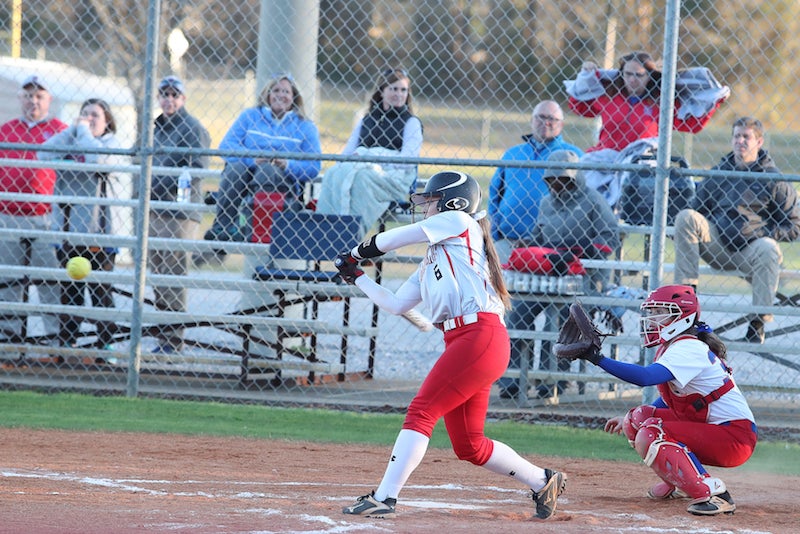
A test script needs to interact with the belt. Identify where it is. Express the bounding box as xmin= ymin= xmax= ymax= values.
xmin=439 ymin=313 xmax=479 ymax=332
